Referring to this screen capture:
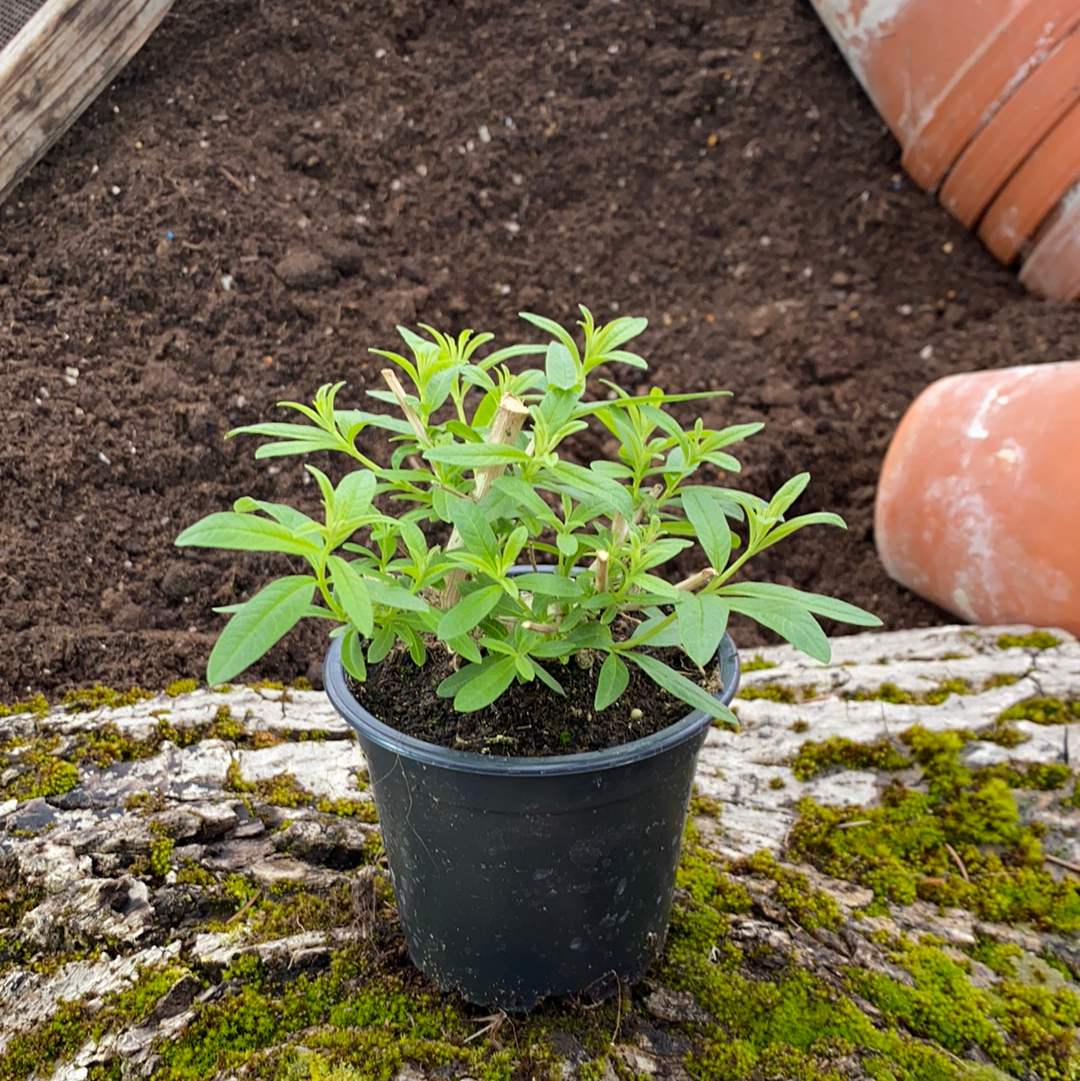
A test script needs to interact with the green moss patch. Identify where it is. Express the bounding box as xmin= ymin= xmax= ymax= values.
xmin=224 ymin=763 xmax=376 ymax=823
xmin=741 ymin=655 xmax=779 ymax=673
xmin=739 ymin=682 xmax=816 ymax=704
xmin=996 ymin=698 xmax=1080 ymax=726
xmin=997 ymin=631 xmax=1062 ymax=651
xmin=791 ymin=736 xmax=912 ymax=781
xmin=788 ymin=726 xmax=1080 ymax=931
